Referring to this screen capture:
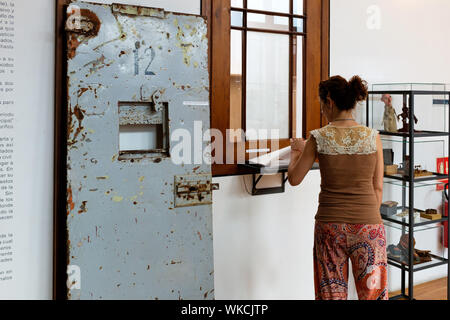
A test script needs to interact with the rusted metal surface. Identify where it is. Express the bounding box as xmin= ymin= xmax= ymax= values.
xmin=112 ymin=3 xmax=165 ymax=18
xmin=65 ymin=2 xmax=213 ymax=300
xmin=66 ymin=6 xmax=102 ymax=59
xmin=174 ymin=175 xmax=213 ymax=208
xmin=119 ymin=102 xmax=165 ymax=126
